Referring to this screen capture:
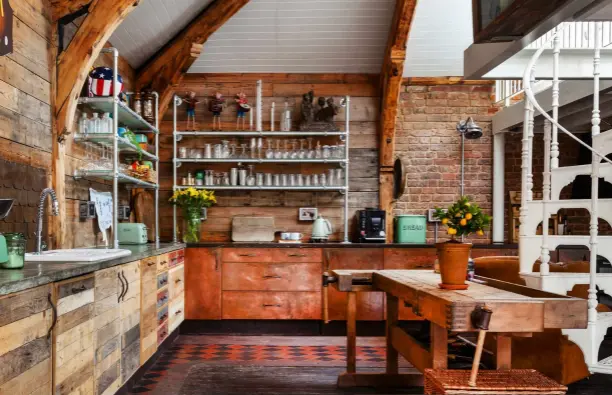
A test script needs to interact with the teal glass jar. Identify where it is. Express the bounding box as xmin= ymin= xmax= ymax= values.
xmin=0 ymin=233 xmax=26 ymax=269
